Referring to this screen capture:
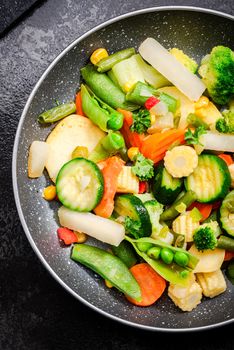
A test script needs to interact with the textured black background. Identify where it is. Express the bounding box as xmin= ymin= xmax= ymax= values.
xmin=0 ymin=1 xmax=234 ymax=349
